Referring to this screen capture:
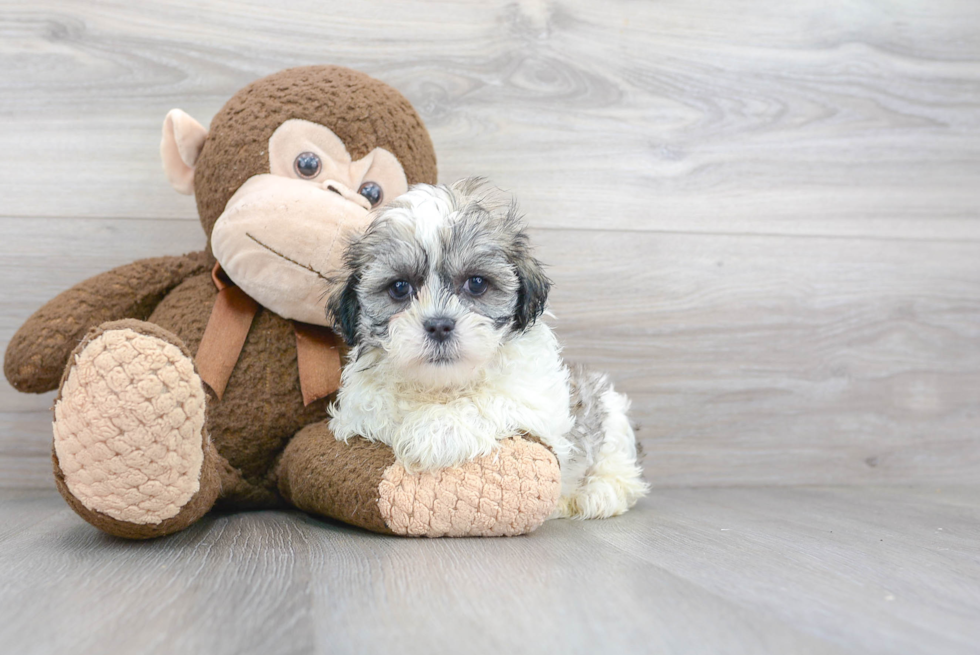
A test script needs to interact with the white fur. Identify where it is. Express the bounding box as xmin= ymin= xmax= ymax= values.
xmin=383 ymin=287 xmax=502 ymax=390
xmin=330 ymin=319 xmax=575 ymax=472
